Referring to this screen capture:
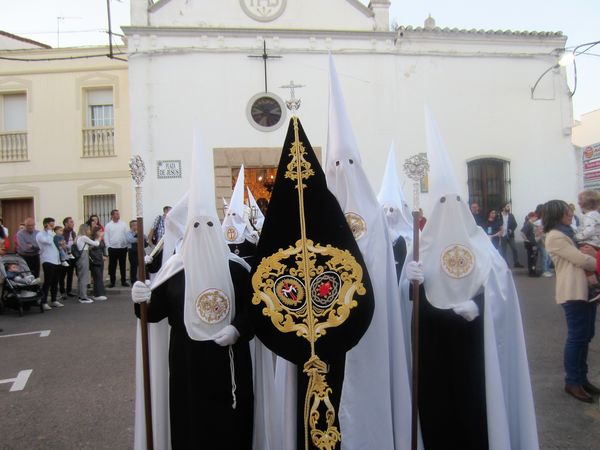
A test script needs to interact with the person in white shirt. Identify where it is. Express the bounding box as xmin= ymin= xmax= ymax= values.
xmin=104 ymin=209 xmax=130 ymax=288
xmin=36 ymin=217 xmax=63 ymax=310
